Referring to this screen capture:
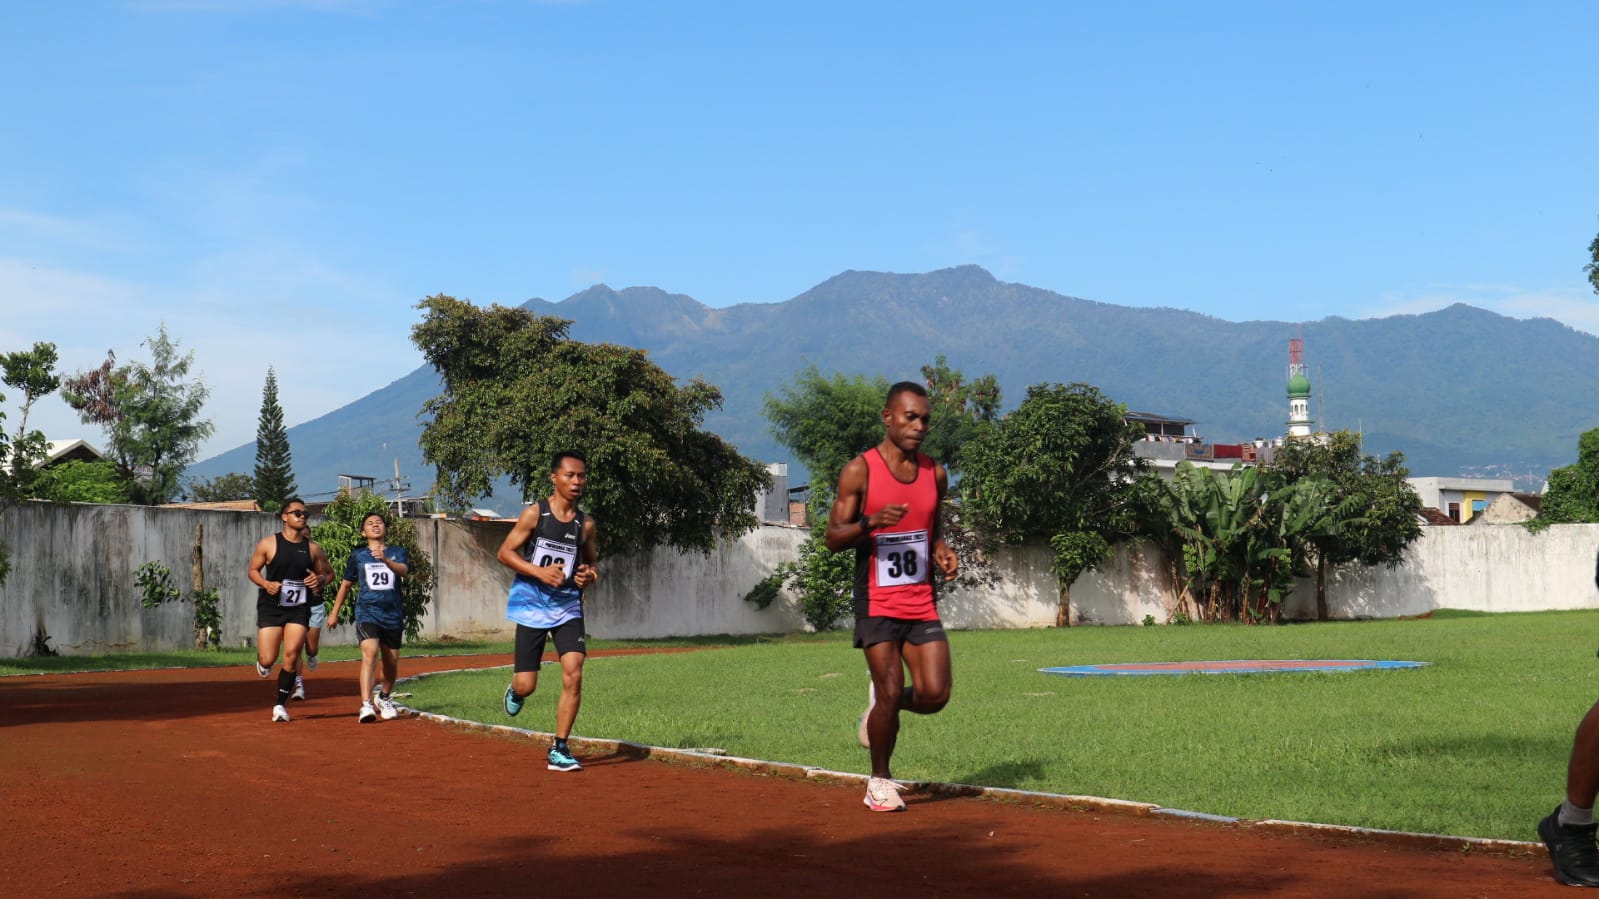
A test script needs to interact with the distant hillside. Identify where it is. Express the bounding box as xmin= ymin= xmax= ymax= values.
xmin=189 ymin=265 xmax=1596 ymax=499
